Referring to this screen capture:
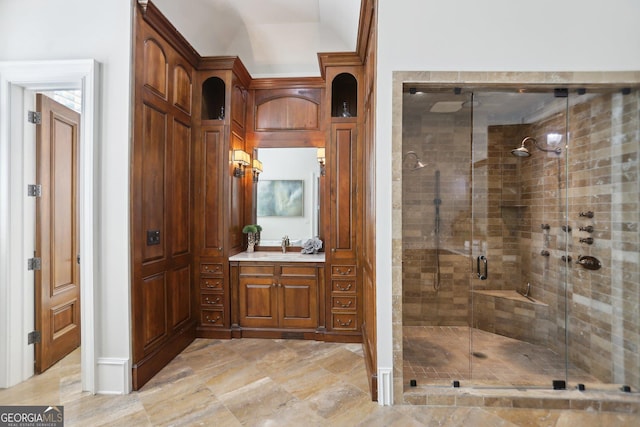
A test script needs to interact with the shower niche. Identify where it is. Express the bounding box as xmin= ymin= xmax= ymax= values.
xmin=401 ymin=85 xmax=640 ymax=395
